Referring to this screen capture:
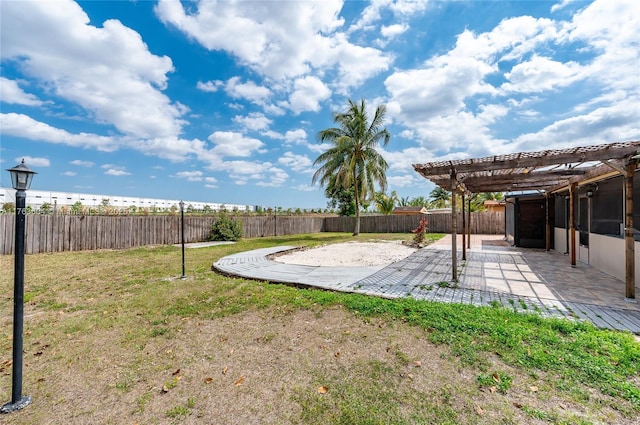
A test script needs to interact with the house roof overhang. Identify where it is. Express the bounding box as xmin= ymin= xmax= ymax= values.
xmin=413 ymin=141 xmax=640 ymax=193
